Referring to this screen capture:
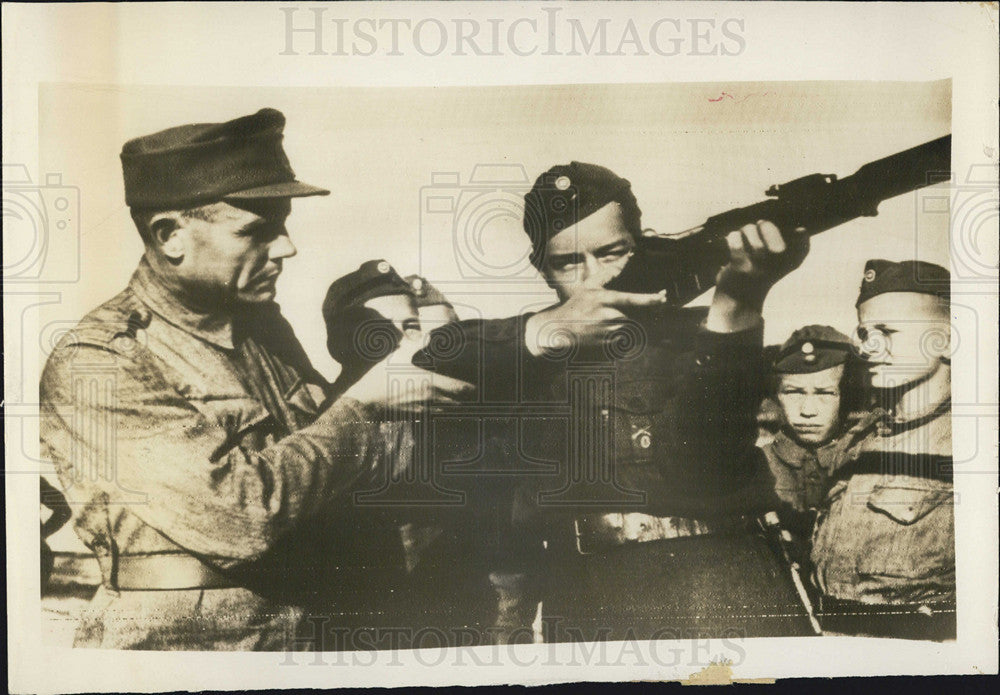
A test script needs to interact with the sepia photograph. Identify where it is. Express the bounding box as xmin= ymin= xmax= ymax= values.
xmin=5 ymin=2 xmax=998 ymax=691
